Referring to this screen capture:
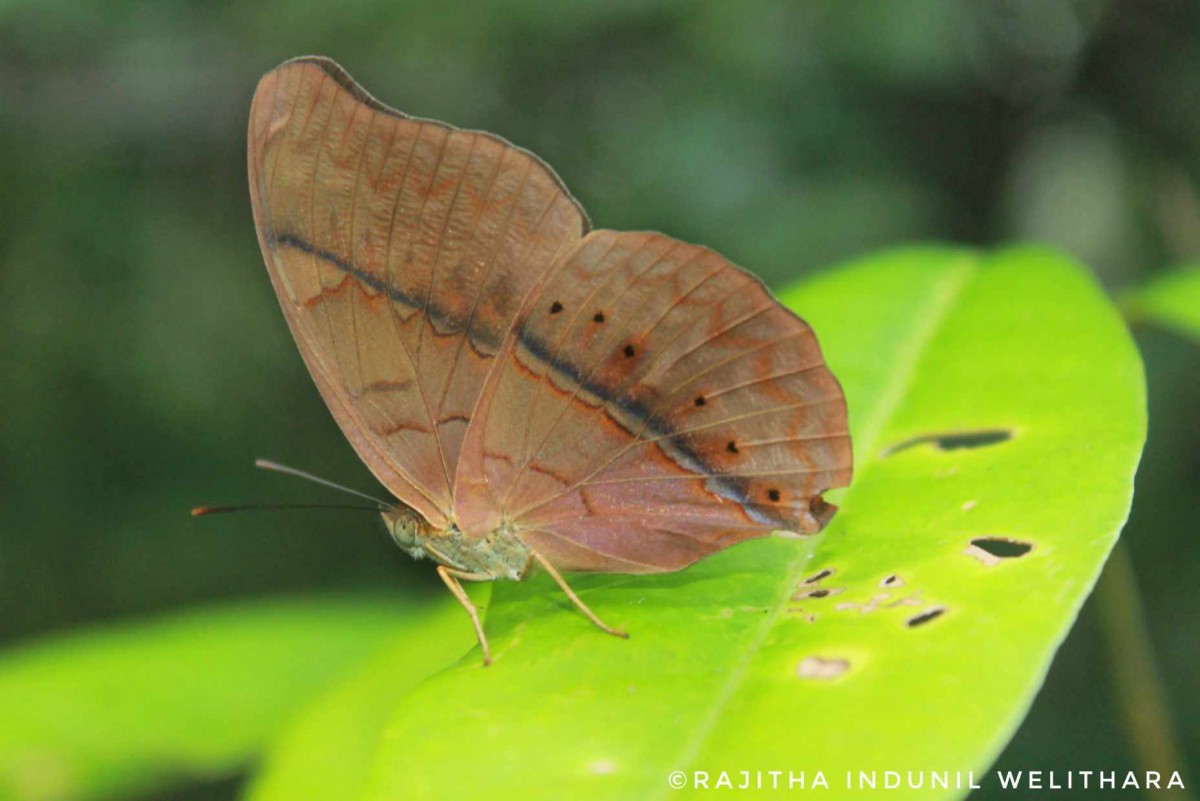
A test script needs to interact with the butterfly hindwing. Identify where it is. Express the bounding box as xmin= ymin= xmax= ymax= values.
xmin=455 ymin=230 xmax=852 ymax=571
